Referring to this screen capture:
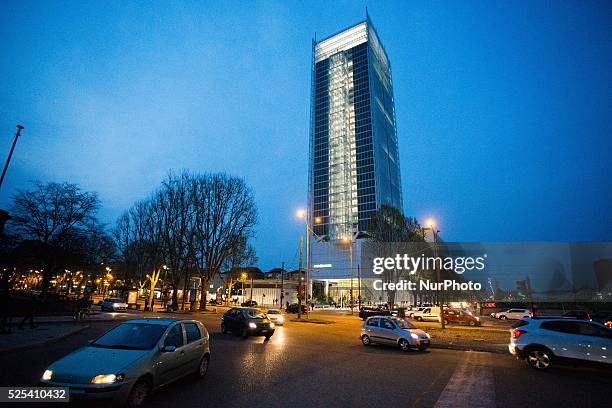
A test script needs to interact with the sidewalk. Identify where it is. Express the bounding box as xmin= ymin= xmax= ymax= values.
xmin=0 ymin=324 xmax=89 ymax=353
